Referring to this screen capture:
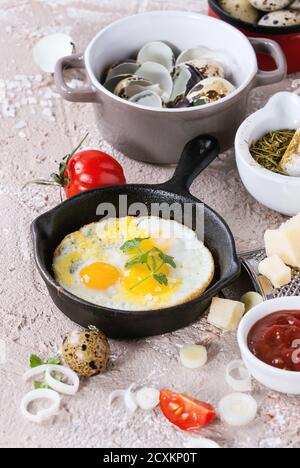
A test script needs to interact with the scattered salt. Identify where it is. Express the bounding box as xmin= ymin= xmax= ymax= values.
xmin=18 ymin=131 xmax=26 ymax=139
xmin=0 ymin=88 xmax=6 ymax=103
xmin=15 ymin=121 xmax=26 ymax=130
xmin=2 ymin=104 xmax=15 ymax=118
xmin=42 ymin=108 xmax=55 ymax=121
